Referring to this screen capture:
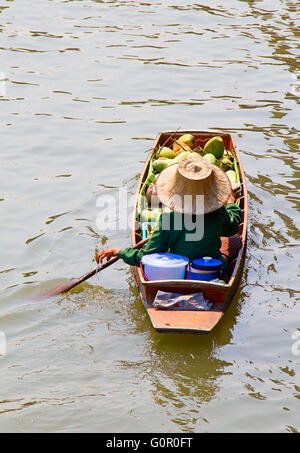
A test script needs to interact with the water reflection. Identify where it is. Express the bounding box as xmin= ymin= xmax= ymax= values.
xmin=111 ymin=276 xmax=245 ymax=427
